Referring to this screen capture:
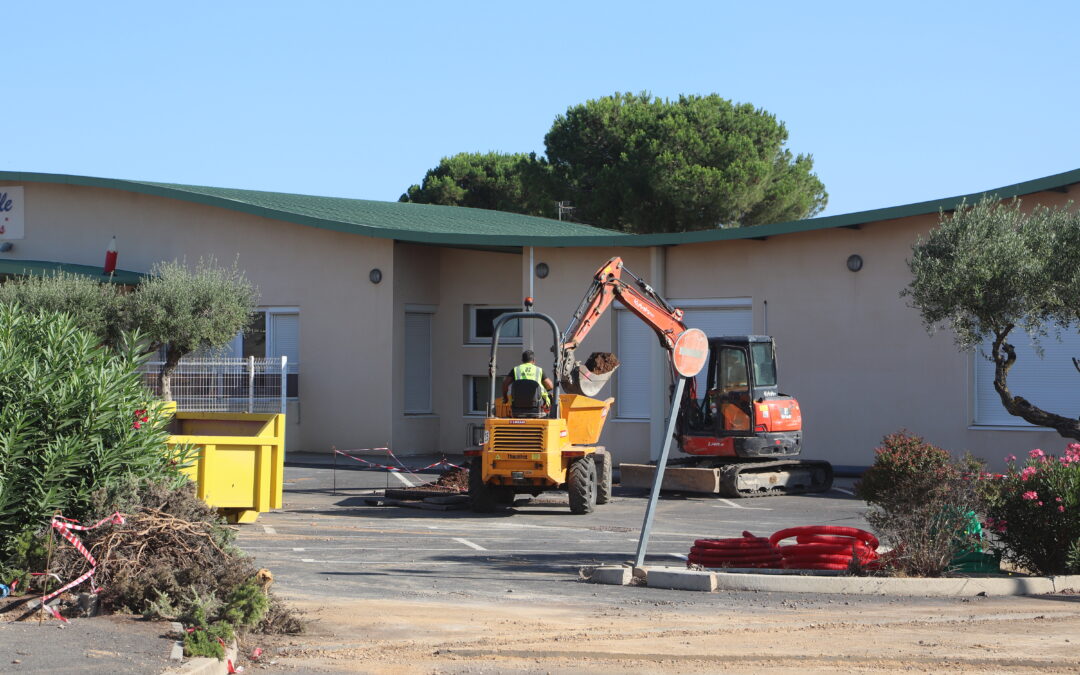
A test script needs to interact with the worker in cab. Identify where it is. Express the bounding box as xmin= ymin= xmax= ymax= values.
xmin=502 ymin=350 xmax=554 ymax=407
